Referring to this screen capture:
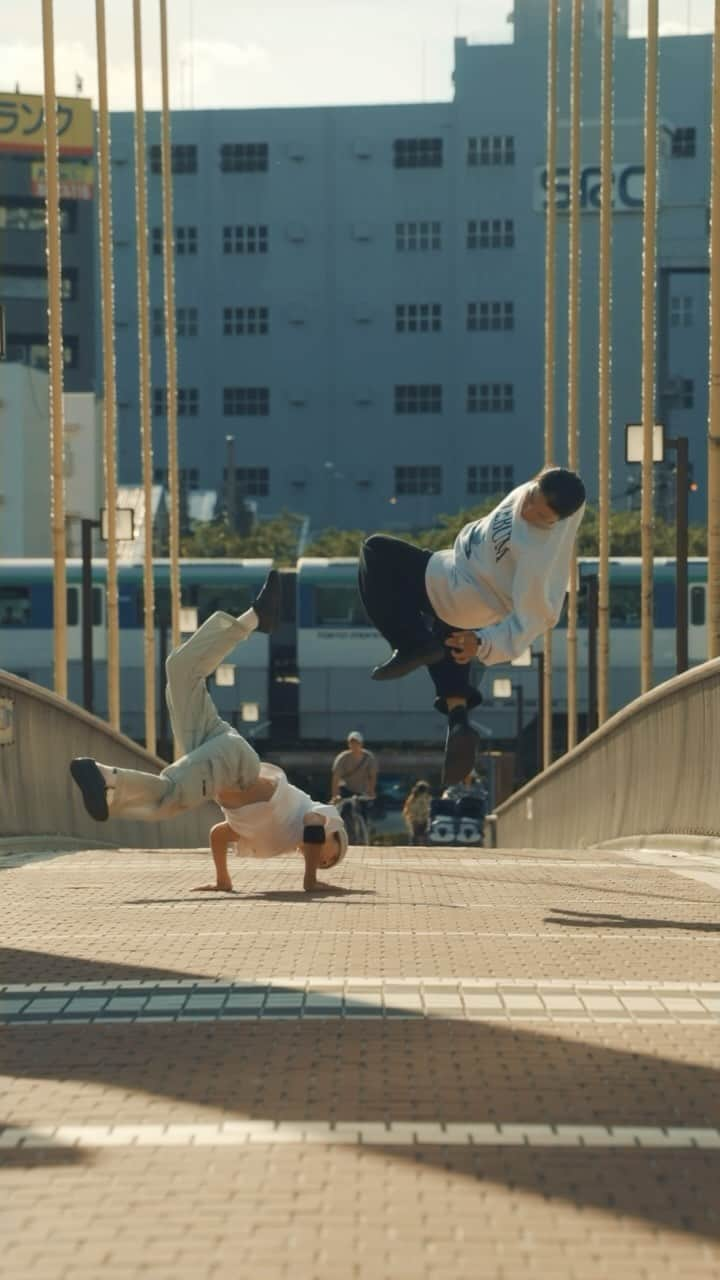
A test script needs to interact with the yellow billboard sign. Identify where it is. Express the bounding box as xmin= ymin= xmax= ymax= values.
xmin=31 ymin=160 xmax=94 ymax=200
xmin=0 ymin=93 xmax=92 ymax=156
